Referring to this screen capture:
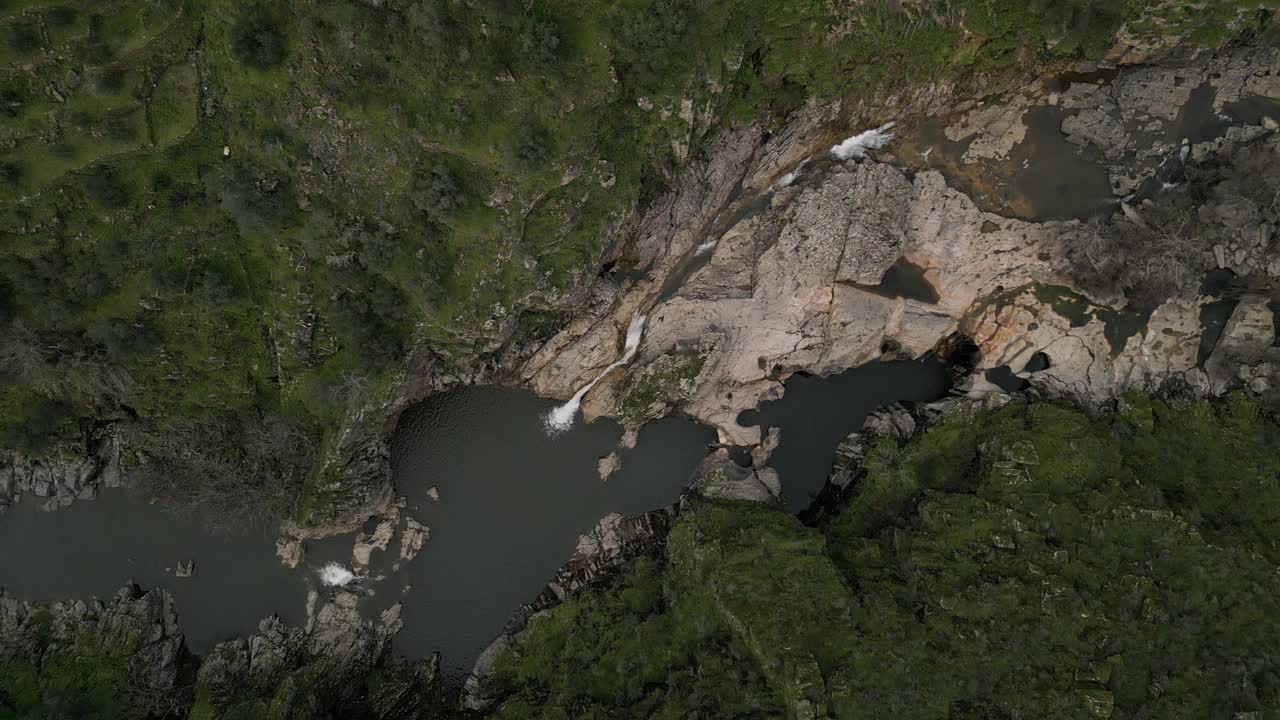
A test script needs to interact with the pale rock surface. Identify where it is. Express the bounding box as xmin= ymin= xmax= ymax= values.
xmin=945 ymin=95 xmax=1031 ymax=163
xmin=276 ymin=537 xmax=305 ymax=569
xmin=1206 ymin=296 xmax=1277 ymax=393
xmin=399 ymin=517 xmax=429 ymax=562
xmin=352 ymin=516 xmax=396 ymax=568
xmin=596 ymin=451 xmax=621 ymax=481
